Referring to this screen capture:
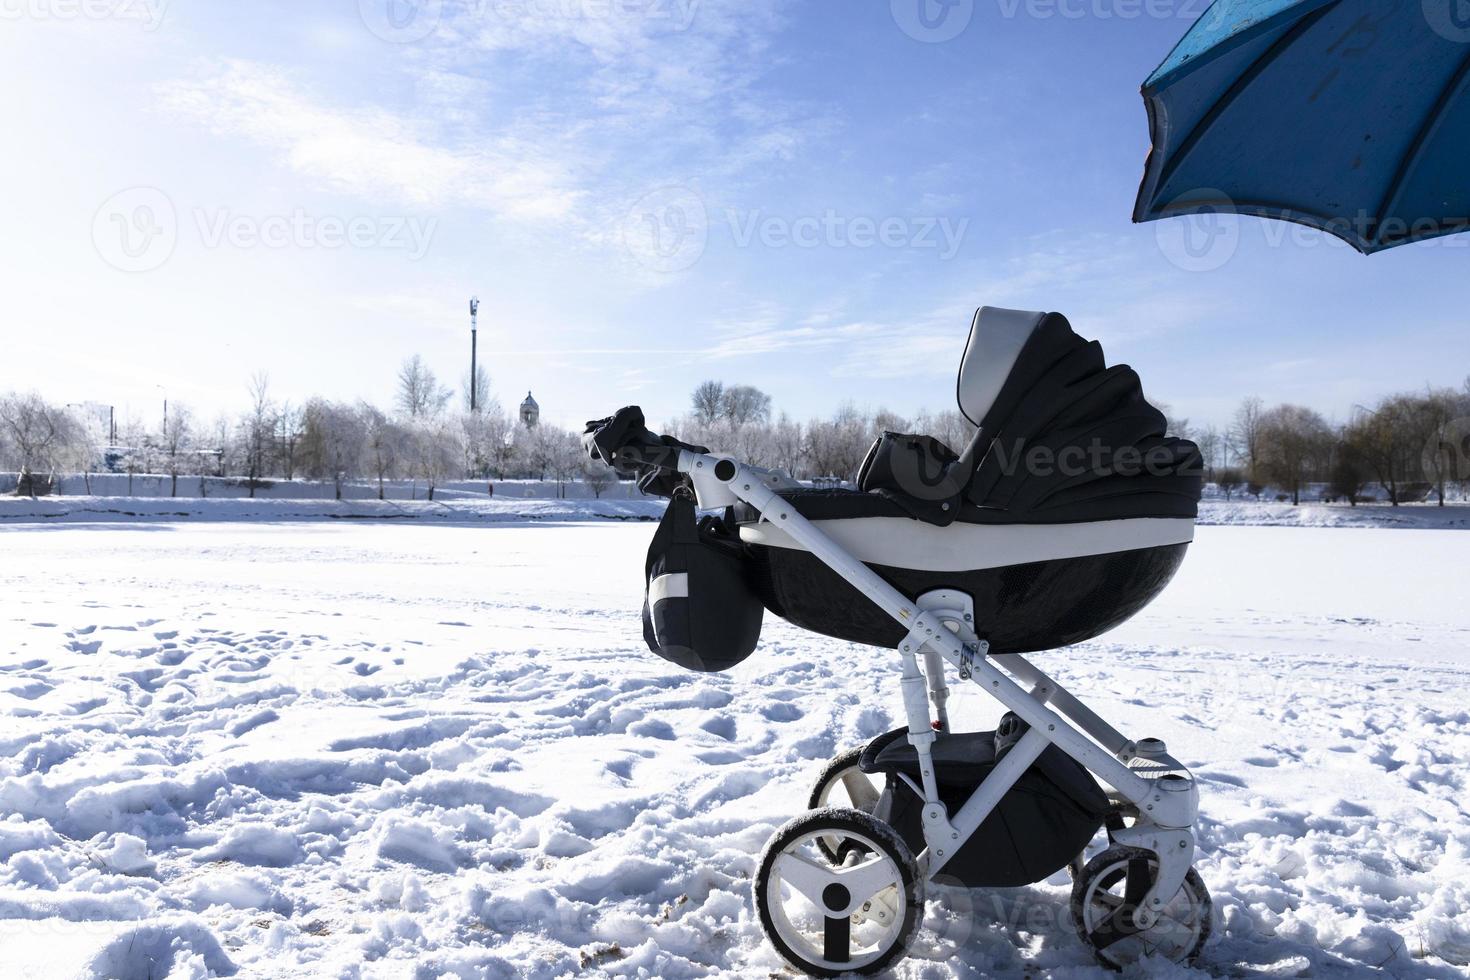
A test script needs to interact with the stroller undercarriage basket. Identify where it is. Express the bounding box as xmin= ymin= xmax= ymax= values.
xmin=860 ymin=718 xmax=1110 ymax=888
